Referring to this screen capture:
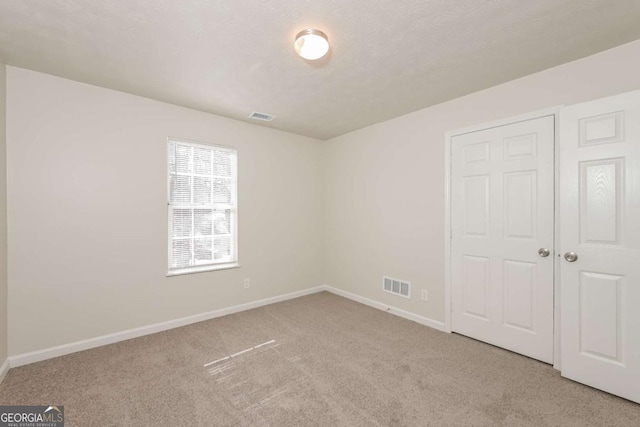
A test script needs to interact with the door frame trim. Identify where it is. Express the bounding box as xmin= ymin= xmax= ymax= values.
xmin=443 ymin=106 xmax=563 ymax=369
